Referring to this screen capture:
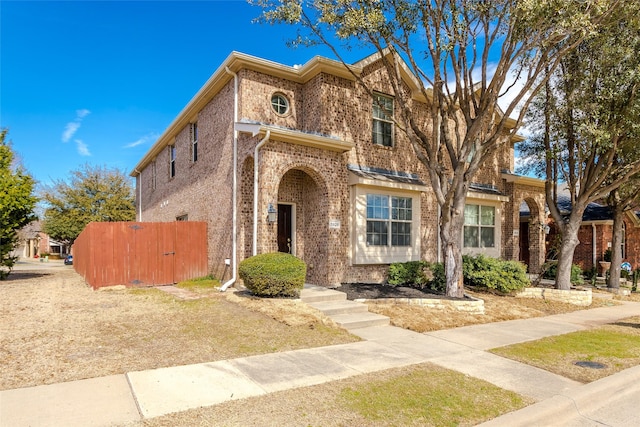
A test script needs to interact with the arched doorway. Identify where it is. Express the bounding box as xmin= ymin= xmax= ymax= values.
xmin=276 ymin=167 xmax=329 ymax=285
xmin=519 ymin=197 xmax=545 ymax=273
